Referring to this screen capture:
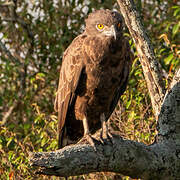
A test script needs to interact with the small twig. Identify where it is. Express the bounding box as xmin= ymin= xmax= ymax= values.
xmin=169 ymin=68 xmax=180 ymax=90
xmin=163 ymin=67 xmax=180 ymax=104
xmin=1 ymin=0 xmax=34 ymax=49
xmin=0 ymin=0 xmax=35 ymax=94
xmin=1 ymin=101 xmax=17 ymax=126
xmin=2 ymin=17 xmax=34 ymax=42
xmin=141 ymin=103 xmax=151 ymax=119
xmin=0 ymin=39 xmax=22 ymax=65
